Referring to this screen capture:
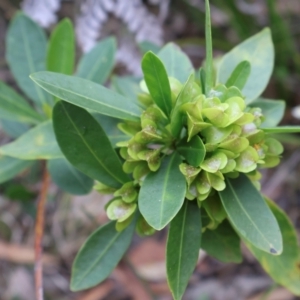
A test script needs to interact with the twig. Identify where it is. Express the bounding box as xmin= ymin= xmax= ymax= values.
xmin=34 ymin=163 xmax=50 ymax=300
